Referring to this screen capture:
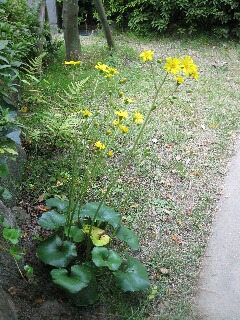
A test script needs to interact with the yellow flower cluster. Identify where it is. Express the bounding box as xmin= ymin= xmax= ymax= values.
xmin=94 ymin=141 xmax=106 ymax=150
xmin=139 ymin=50 xmax=154 ymax=62
xmin=64 ymin=61 xmax=81 ymax=65
xmin=164 ymin=56 xmax=199 ymax=82
xmin=115 ymin=110 xmax=129 ymax=119
xmin=95 ymin=62 xmax=119 ymax=78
